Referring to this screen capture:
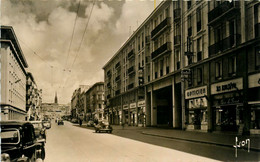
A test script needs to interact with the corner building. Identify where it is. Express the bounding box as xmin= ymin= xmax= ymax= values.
xmin=103 ymin=0 xmax=260 ymax=134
